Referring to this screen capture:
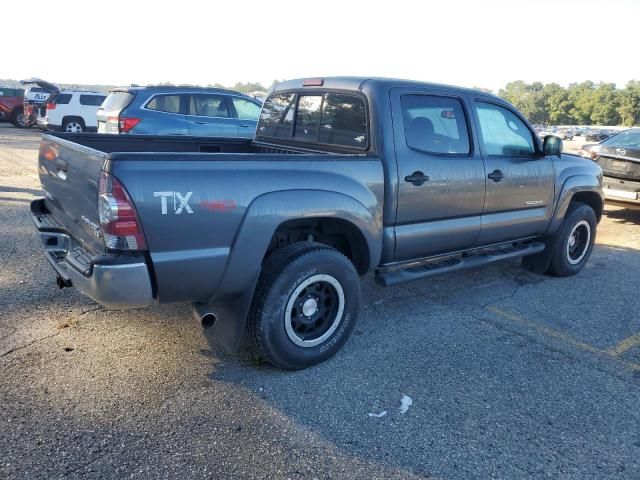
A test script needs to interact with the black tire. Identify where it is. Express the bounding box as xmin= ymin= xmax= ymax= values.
xmin=62 ymin=117 xmax=85 ymax=133
xmin=548 ymin=202 xmax=597 ymax=277
xmin=10 ymin=107 xmax=28 ymax=128
xmin=248 ymin=242 xmax=361 ymax=370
